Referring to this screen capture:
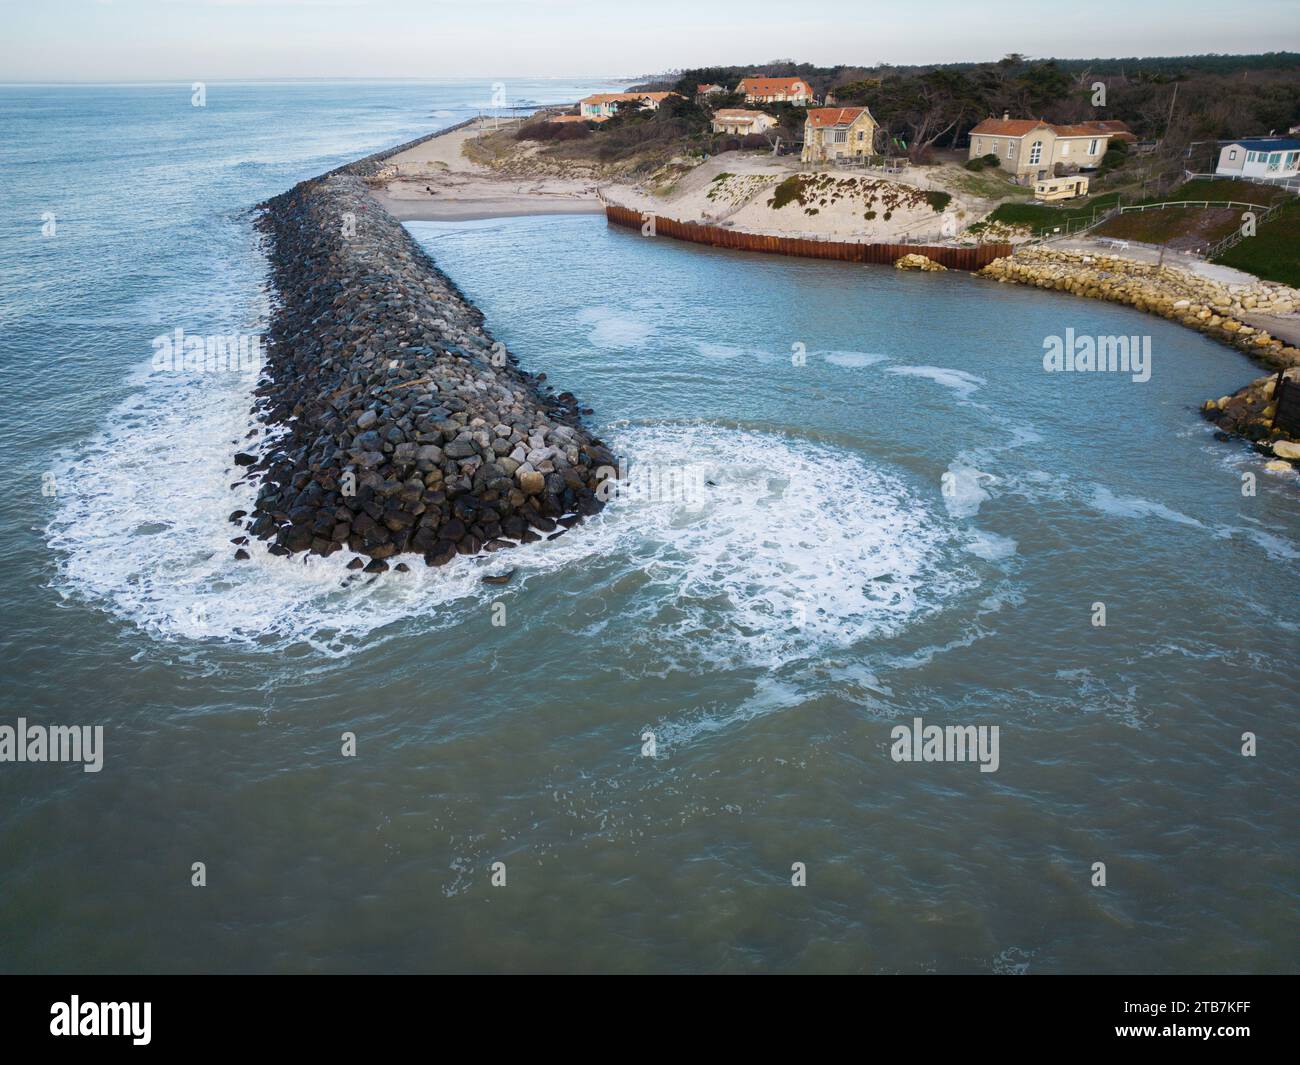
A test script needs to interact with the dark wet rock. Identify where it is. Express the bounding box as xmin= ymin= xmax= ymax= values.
xmin=242 ymin=160 xmax=607 ymax=564
xmin=481 ymin=568 xmax=516 ymax=585
xmin=425 ymin=540 xmax=456 ymax=566
xmin=229 ymin=510 xmax=247 ymax=523
xmin=234 ymin=549 xmax=250 ymax=561
xmin=363 ymin=559 xmax=390 ymax=574
xmin=346 ymin=557 xmax=366 ymax=570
